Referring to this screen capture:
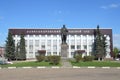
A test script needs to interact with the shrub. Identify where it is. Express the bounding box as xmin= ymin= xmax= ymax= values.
xmin=44 ymin=56 xmax=51 ymax=62
xmin=36 ymin=55 xmax=45 ymax=62
xmin=48 ymin=56 xmax=61 ymax=65
xmin=74 ymin=54 xmax=82 ymax=63
xmin=83 ymin=56 xmax=94 ymax=62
